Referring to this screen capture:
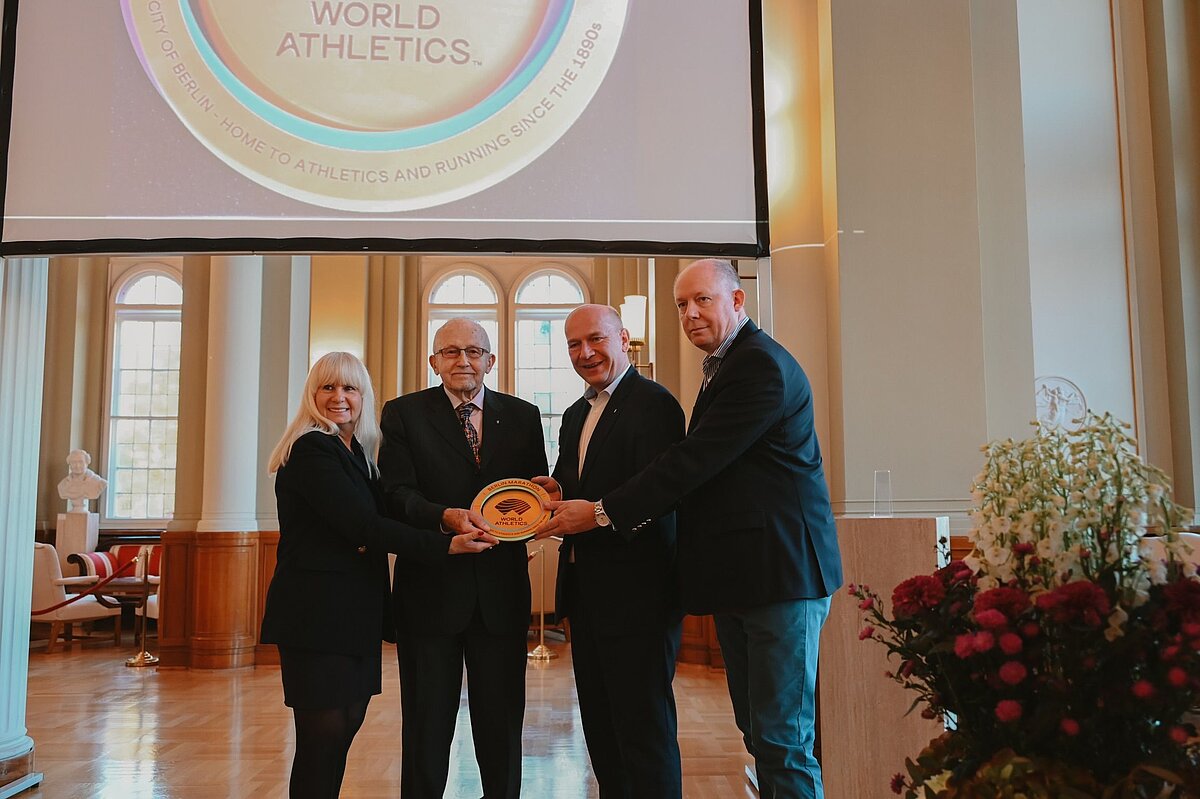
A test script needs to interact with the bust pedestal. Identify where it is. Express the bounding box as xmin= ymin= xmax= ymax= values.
xmin=54 ymin=512 xmax=99 ymax=576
